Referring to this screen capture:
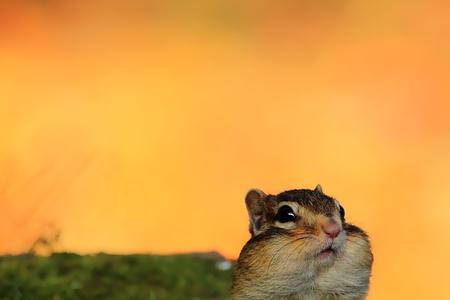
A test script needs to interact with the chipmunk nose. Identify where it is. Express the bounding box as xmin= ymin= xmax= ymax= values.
xmin=322 ymin=220 xmax=341 ymax=239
